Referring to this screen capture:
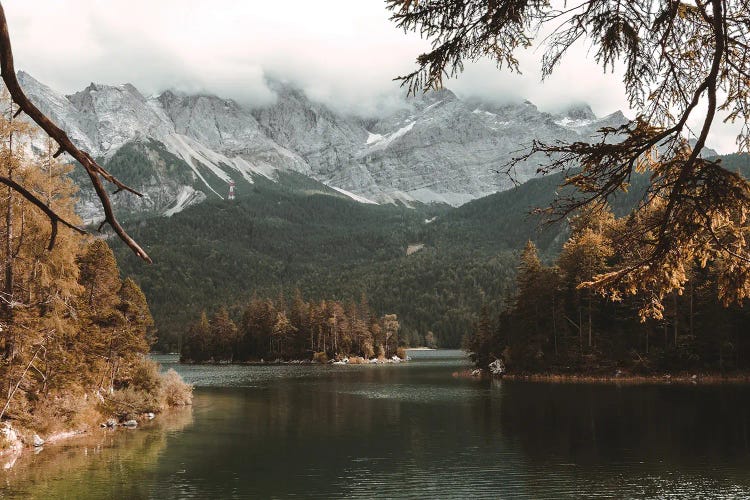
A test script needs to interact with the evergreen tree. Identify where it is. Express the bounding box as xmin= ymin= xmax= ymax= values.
xmin=211 ymin=307 xmax=238 ymax=362
xmin=182 ymin=310 xmax=211 ymax=363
